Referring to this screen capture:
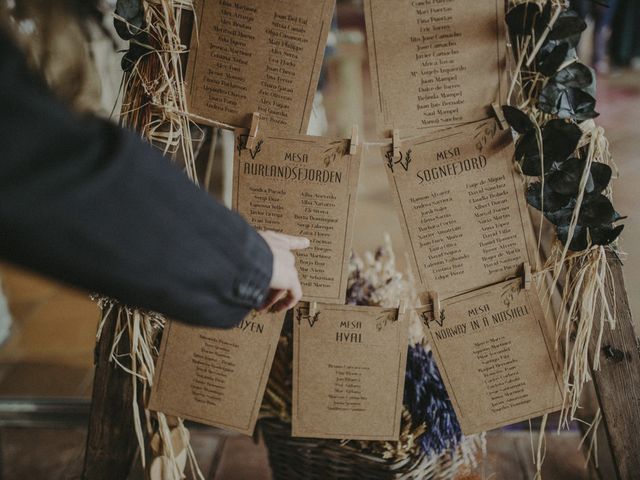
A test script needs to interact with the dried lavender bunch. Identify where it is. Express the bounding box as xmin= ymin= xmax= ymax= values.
xmin=346 ymin=238 xmax=462 ymax=457
xmin=404 ymin=343 xmax=462 ymax=457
